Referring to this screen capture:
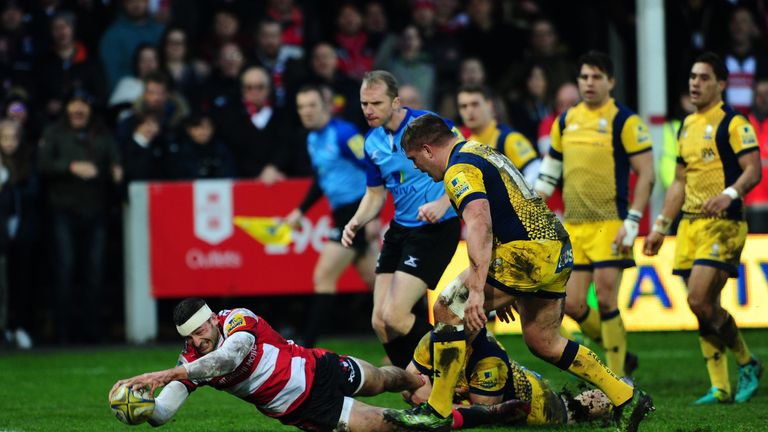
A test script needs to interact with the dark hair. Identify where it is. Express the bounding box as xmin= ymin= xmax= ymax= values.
xmin=577 ymin=50 xmax=614 ymax=78
xmin=693 ymin=52 xmax=729 ymax=82
xmin=457 ymin=84 xmax=494 ymax=100
xmin=362 ymin=70 xmax=399 ymax=100
xmin=173 ymin=298 xmax=208 ymax=326
xmin=183 ymin=112 xmax=212 ymax=129
xmin=401 ymin=114 xmax=454 ymax=151
xmin=160 ymin=25 xmax=190 ymax=63
xmin=143 ymin=70 xmax=170 ymax=88
xmin=131 ymin=42 xmax=159 ymax=77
